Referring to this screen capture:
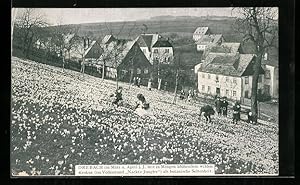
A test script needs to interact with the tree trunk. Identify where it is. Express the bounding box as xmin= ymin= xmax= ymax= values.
xmin=172 ymin=70 xmax=179 ymax=104
xmin=250 ymin=51 xmax=264 ymax=123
